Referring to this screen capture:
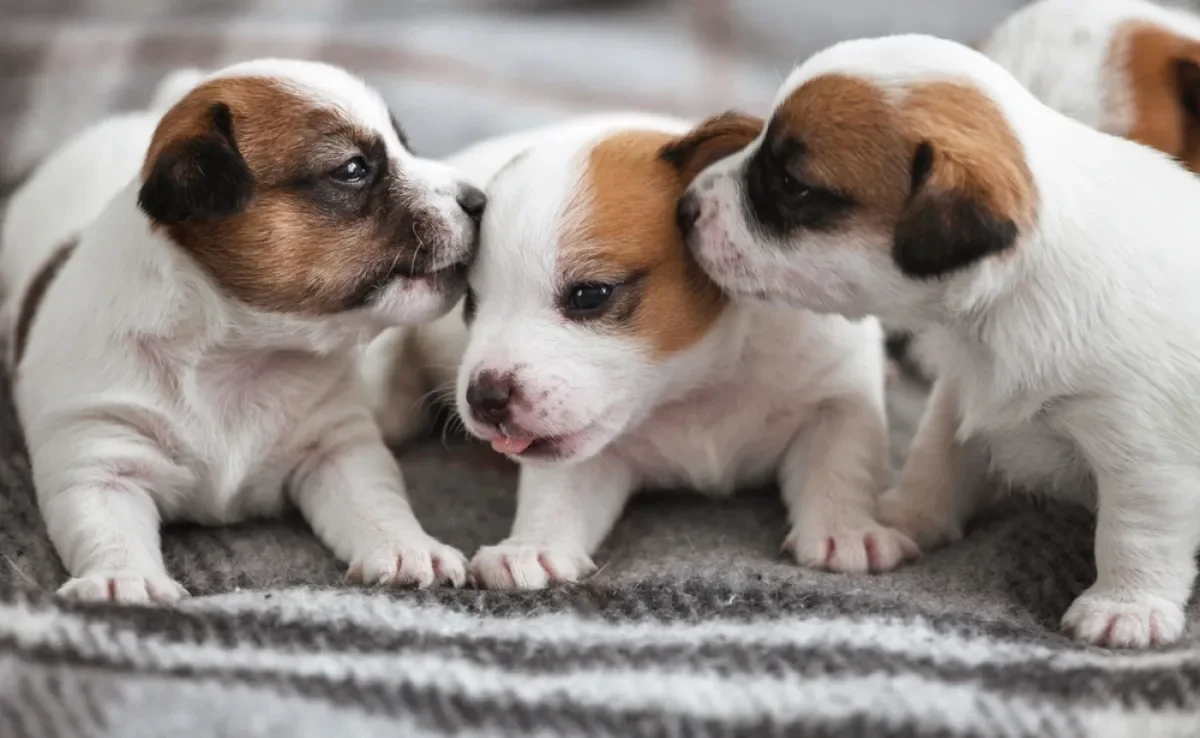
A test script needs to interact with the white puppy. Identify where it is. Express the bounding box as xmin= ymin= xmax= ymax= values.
xmin=2 ymin=59 xmax=487 ymax=603
xmin=679 ymin=34 xmax=1200 ymax=648
xmin=369 ymin=112 xmax=915 ymax=589
xmin=981 ymin=0 xmax=1200 ymax=173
